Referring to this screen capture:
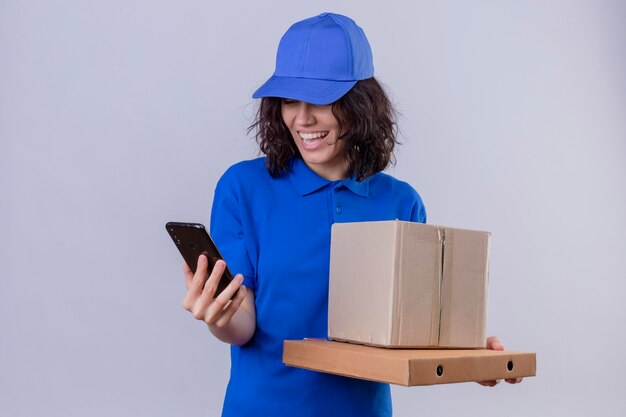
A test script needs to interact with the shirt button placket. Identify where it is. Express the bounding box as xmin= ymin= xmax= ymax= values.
xmin=331 ymin=184 xmax=343 ymax=221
